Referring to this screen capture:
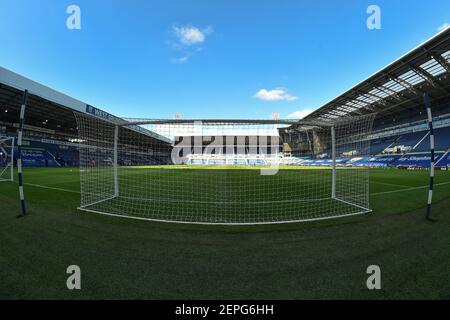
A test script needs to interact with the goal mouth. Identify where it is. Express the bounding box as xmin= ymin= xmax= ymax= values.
xmin=74 ymin=114 xmax=376 ymax=225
